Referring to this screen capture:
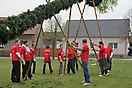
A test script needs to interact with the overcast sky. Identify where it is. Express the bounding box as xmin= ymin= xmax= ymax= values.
xmin=0 ymin=0 xmax=132 ymax=22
